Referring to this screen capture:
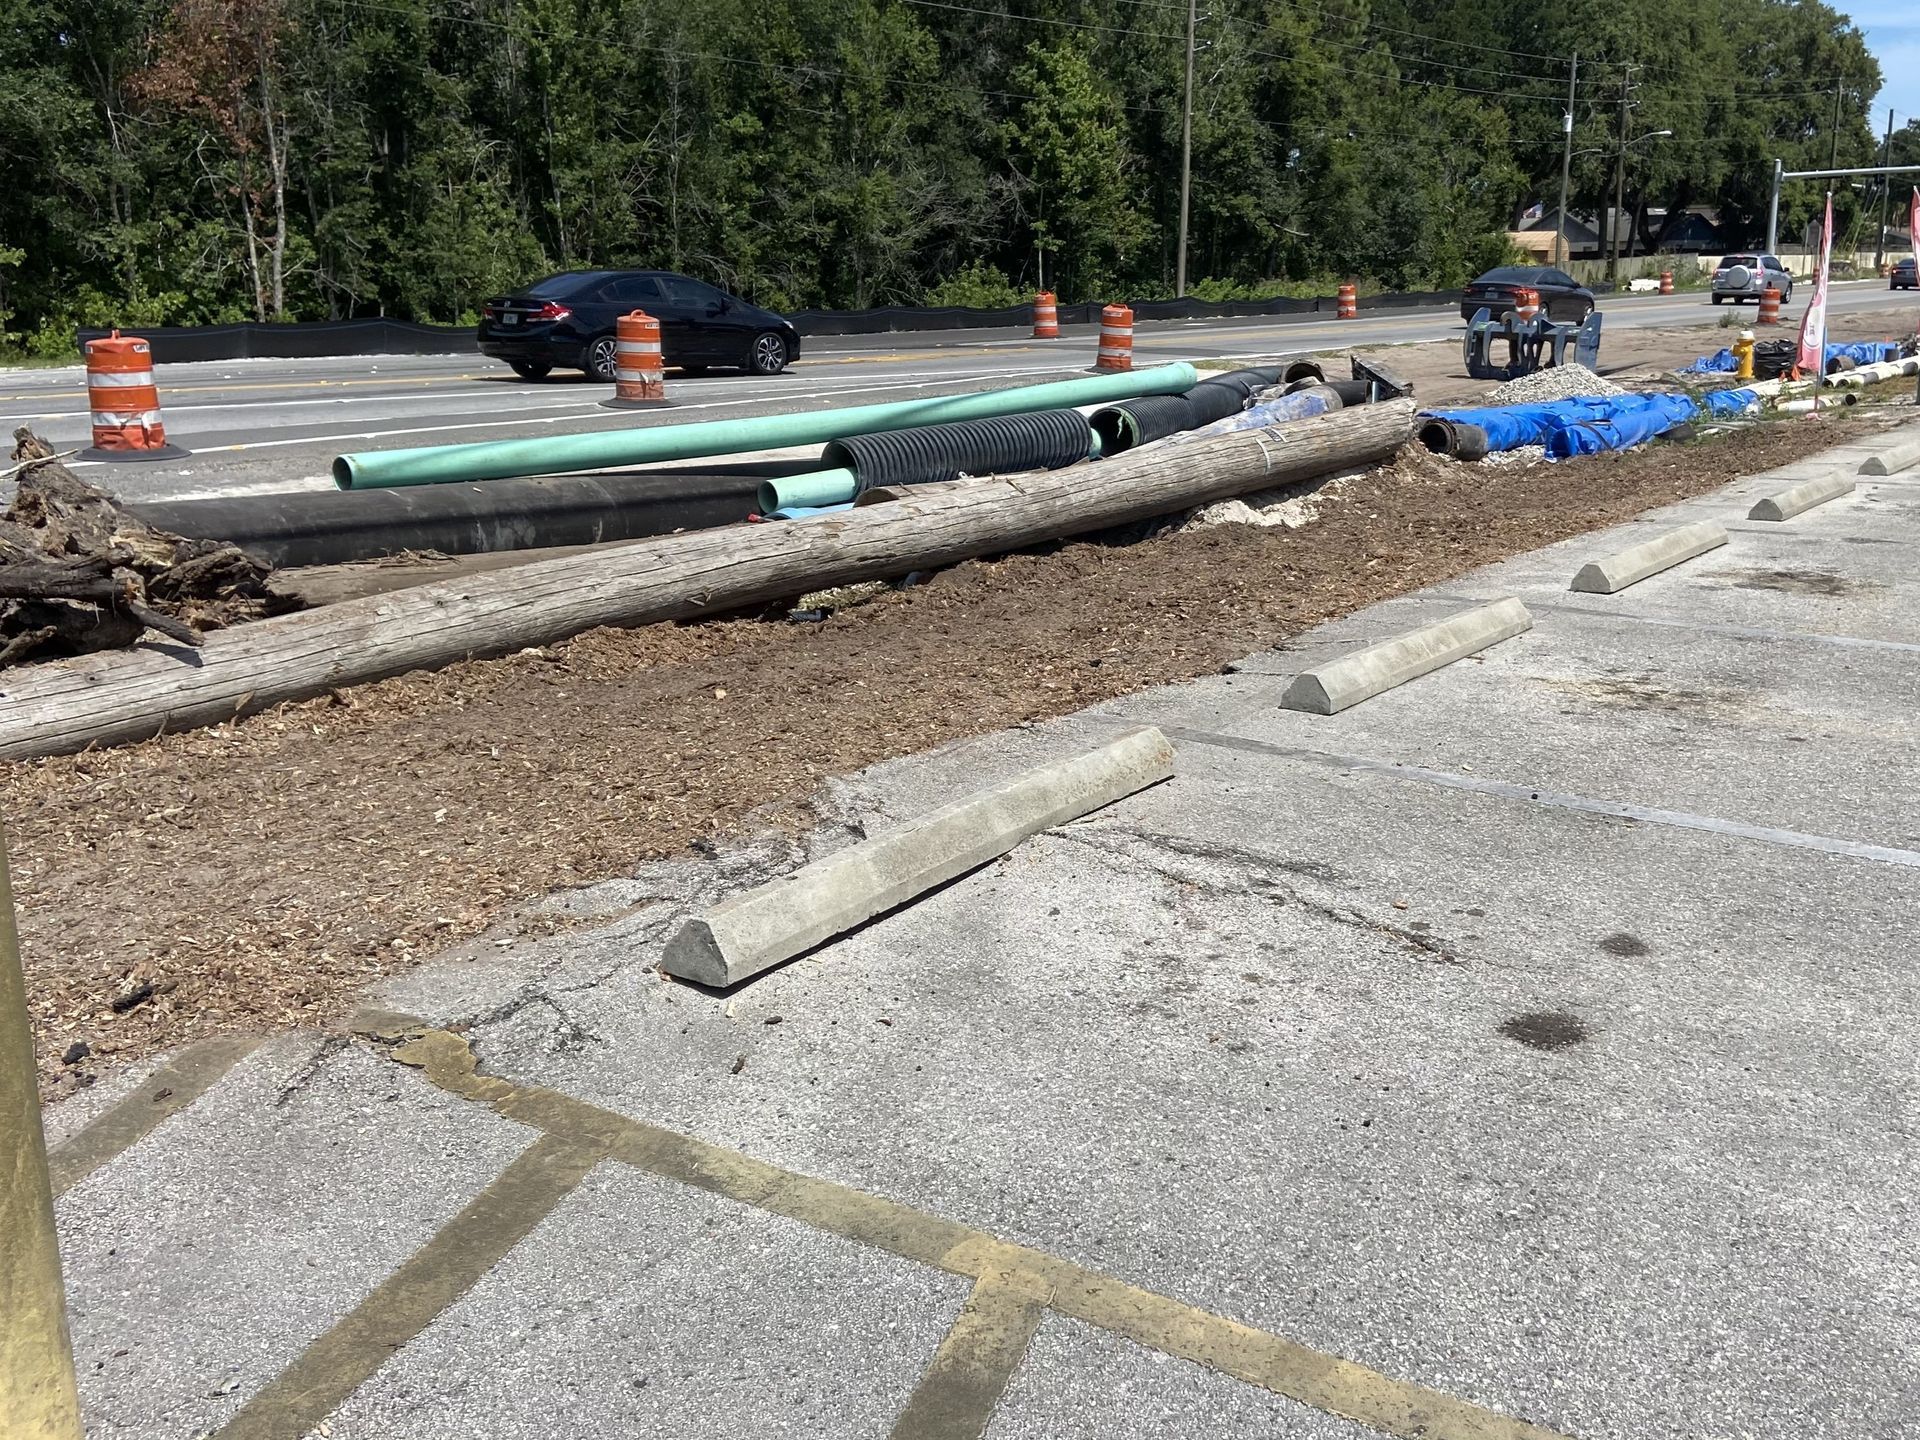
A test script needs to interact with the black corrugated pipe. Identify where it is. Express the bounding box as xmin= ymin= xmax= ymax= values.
xmin=129 ymin=471 xmax=764 ymax=568
xmin=1182 ymin=381 xmax=1251 ymax=426
xmin=1415 ymin=417 xmax=1490 ymax=461
xmin=822 ymin=409 xmax=1092 ymax=494
xmin=1089 ymin=395 xmax=1199 ymax=454
xmin=1197 ymin=365 xmax=1286 ymax=401
xmin=1281 ymin=359 xmax=1327 ymax=385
